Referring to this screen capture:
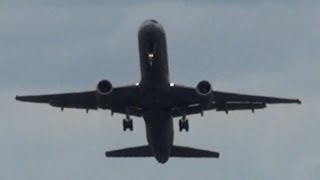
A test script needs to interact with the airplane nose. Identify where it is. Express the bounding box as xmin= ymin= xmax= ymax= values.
xmin=140 ymin=22 xmax=159 ymax=32
xmin=138 ymin=20 xmax=164 ymax=41
xmin=143 ymin=19 xmax=159 ymax=25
